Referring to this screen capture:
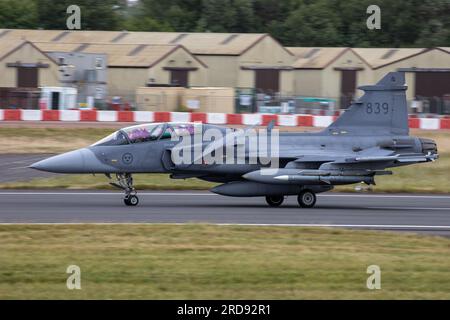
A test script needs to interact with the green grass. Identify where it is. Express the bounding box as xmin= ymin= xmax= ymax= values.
xmin=0 ymin=154 xmax=448 ymax=193
xmin=0 ymin=127 xmax=112 ymax=154
xmin=0 ymin=224 xmax=449 ymax=299
xmin=0 ymin=173 xmax=216 ymax=190
xmin=0 ymin=127 xmax=112 ymax=140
